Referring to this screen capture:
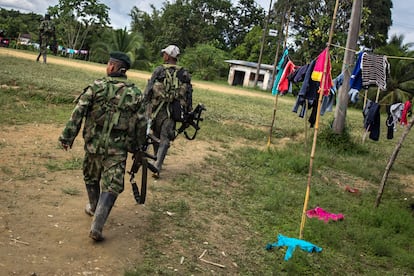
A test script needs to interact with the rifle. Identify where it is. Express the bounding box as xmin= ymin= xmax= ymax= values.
xmin=127 ymin=133 xmax=159 ymax=204
xmin=176 ymin=103 xmax=206 ymax=140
